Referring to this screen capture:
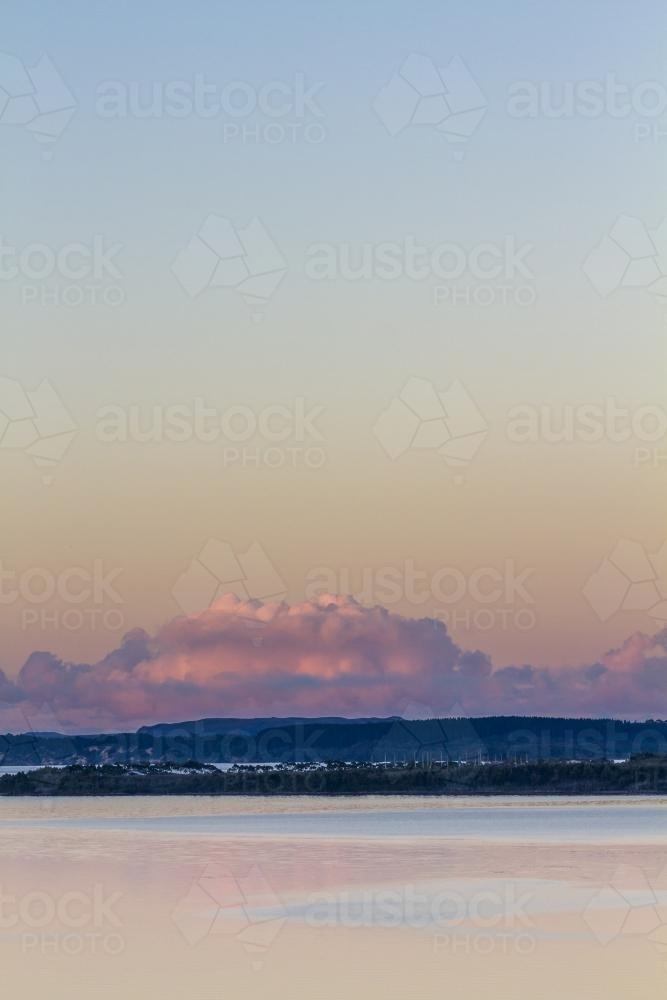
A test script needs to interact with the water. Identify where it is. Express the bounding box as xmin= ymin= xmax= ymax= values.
xmin=1 ymin=796 xmax=665 ymax=998
xmin=0 ymin=765 xmax=66 ymax=775
xmin=0 ymin=762 xmax=245 ymax=774
xmin=1 ymin=794 xmax=666 ymax=842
